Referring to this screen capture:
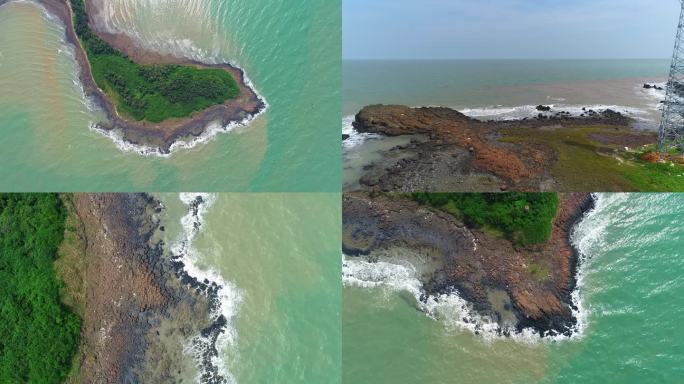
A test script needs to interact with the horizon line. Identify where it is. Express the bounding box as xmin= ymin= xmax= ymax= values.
xmin=342 ymin=57 xmax=671 ymax=61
